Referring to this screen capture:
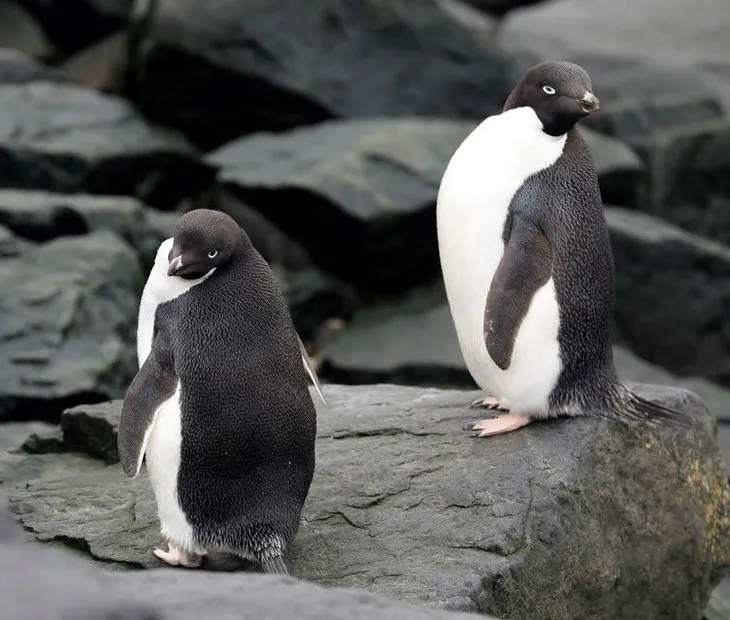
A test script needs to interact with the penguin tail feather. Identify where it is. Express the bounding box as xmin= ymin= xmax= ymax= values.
xmin=261 ymin=555 xmax=289 ymax=575
xmin=619 ymin=391 xmax=695 ymax=429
